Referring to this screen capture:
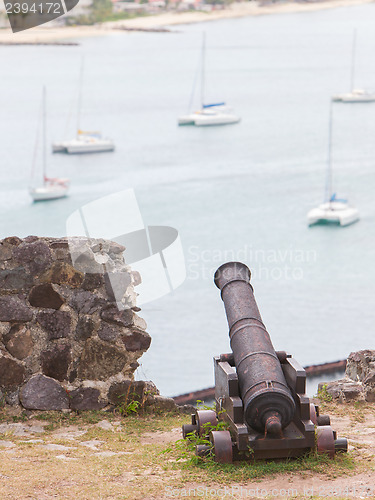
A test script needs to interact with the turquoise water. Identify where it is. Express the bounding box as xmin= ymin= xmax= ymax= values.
xmin=1 ymin=4 xmax=375 ymax=396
